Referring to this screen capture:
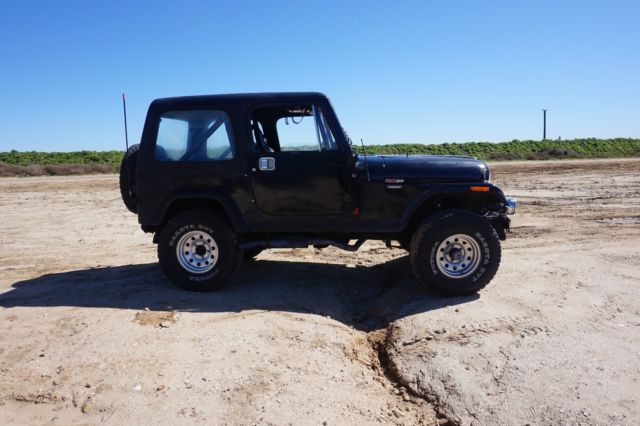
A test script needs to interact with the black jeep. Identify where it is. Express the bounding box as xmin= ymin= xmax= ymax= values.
xmin=120 ymin=92 xmax=516 ymax=296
